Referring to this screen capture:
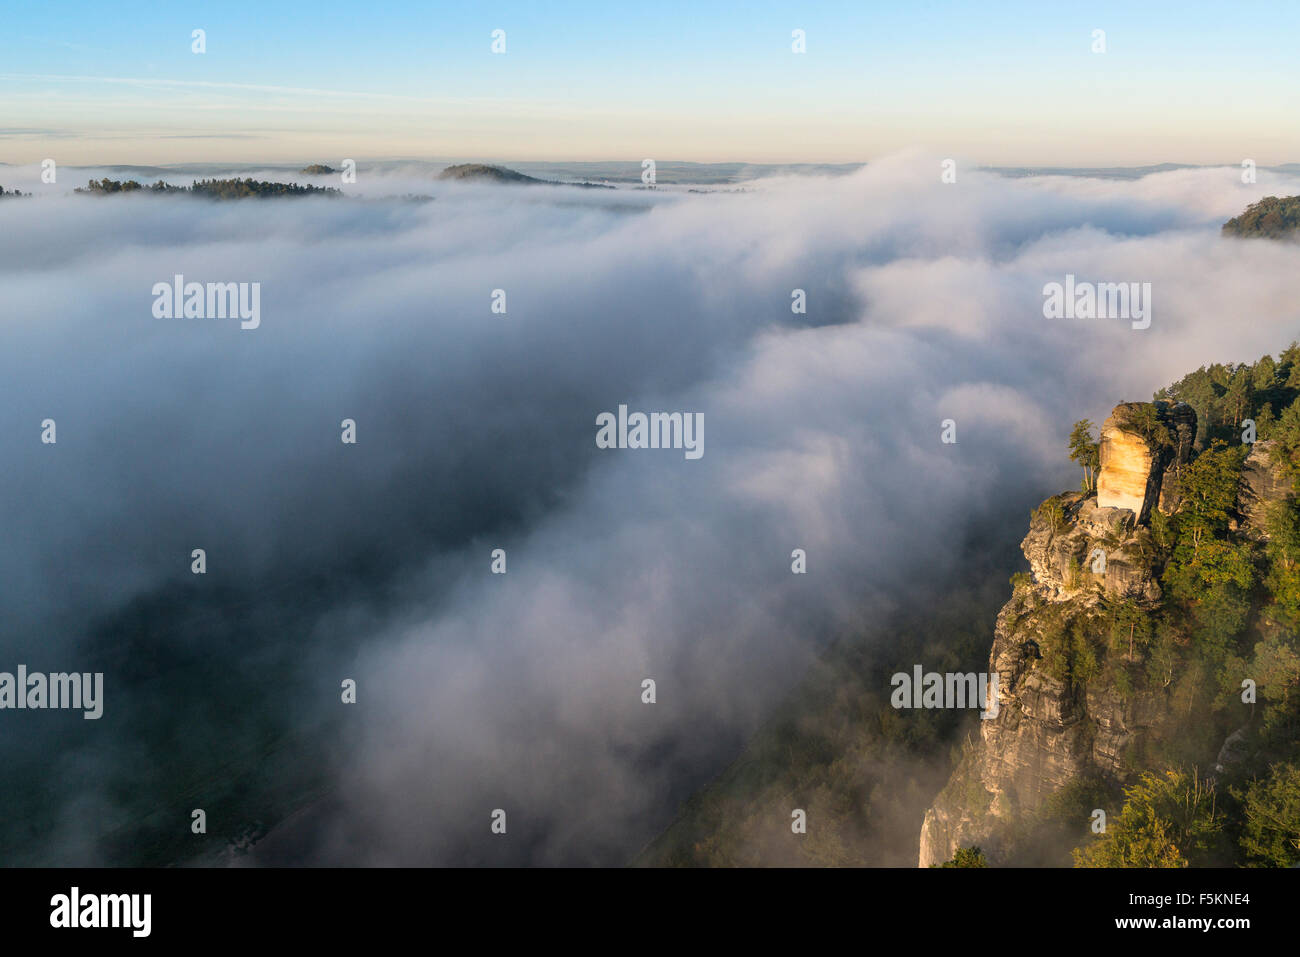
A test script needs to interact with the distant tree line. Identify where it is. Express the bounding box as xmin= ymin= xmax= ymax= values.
xmin=75 ymin=177 xmax=341 ymax=199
